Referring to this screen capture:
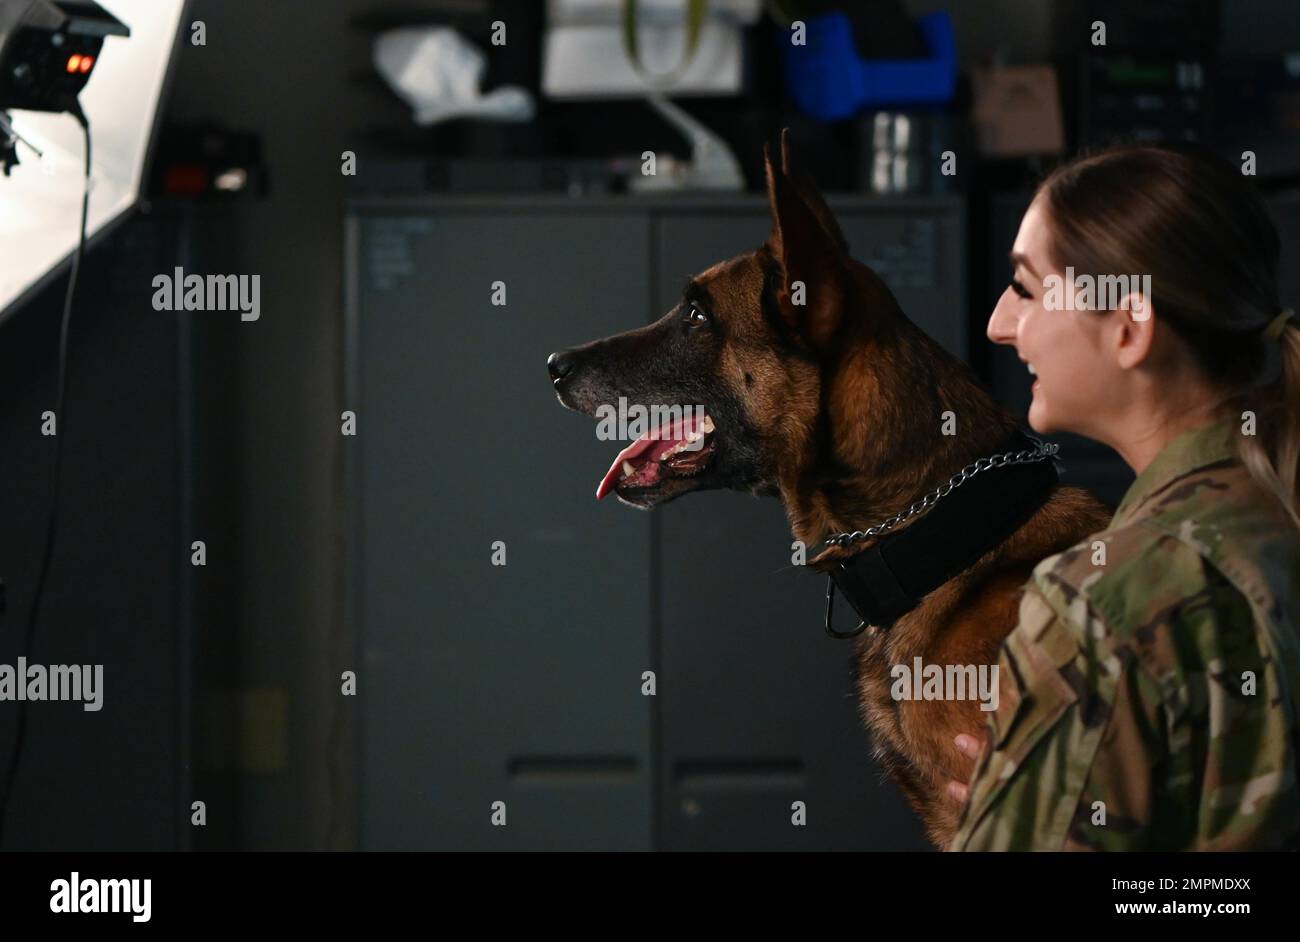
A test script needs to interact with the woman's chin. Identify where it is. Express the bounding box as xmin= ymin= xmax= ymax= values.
xmin=1027 ymin=392 xmax=1053 ymax=435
